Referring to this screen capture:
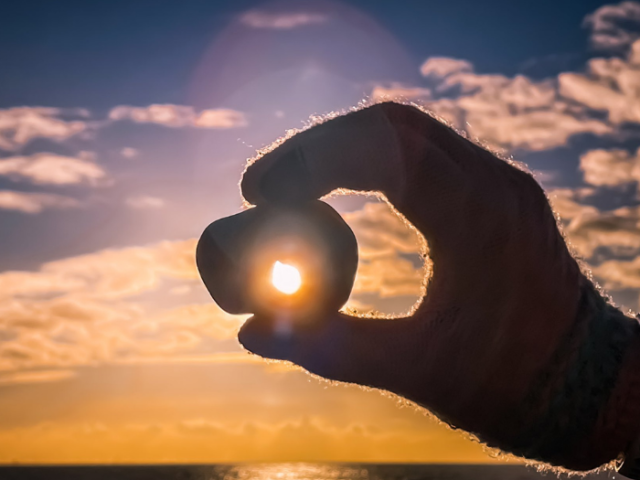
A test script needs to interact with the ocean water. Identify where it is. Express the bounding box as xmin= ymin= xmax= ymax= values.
xmin=0 ymin=464 xmax=616 ymax=480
